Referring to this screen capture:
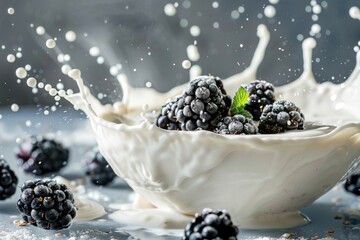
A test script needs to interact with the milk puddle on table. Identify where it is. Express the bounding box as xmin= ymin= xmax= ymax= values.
xmin=2 ymin=0 xmax=360 ymax=231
